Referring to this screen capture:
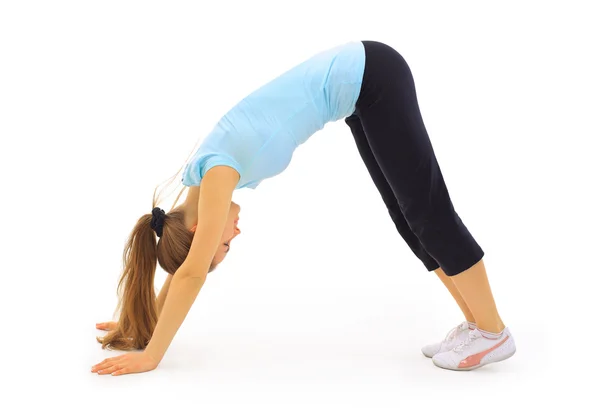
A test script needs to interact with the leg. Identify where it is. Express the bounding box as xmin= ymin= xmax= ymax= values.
xmin=346 ymin=113 xmax=476 ymax=324
xmin=355 ymin=40 xmax=484 ymax=277
xmin=433 ymin=258 xmax=514 ymax=371
xmin=449 ymin=259 xmax=505 ymax=333
xmin=433 ymin=268 xmax=475 ymax=323
xmin=345 ymin=113 xmax=438 ymax=272
xmin=352 ymin=41 xmax=514 ymax=369
xmin=356 ymin=41 xmax=502 ymax=329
